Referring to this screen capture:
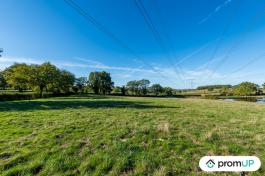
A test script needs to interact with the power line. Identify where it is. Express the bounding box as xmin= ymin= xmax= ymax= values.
xmin=150 ymin=0 xmax=188 ymax=81
xmin=134 ymin=0 xmax=184 ymax=82
xmin=63 ymin=0 xmax=172 ymax=82
xmin=175 ymin=41 xmax=213 ymax=66
xmin=151 ymin=0 xmax=178 ymax=56
xmin=200 ymin=0 xmax=244 ymax=82
xmin=134 ymin=0 xmax=166 ymax=51
xmin=221 ymin=51 xmax=265 ymax=81
xmin=210 ymin=5 xmax=265 ymax=83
